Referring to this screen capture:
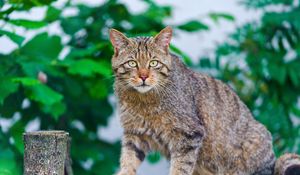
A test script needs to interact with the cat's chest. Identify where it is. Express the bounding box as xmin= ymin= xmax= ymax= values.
xmin=122 ymin=111 xmax=173 ymax=156
xmin=120 ymin=98 xmax=198 ymax=133
xmin=121 ymin=103 xmax=174 ymax=137
xmin=121 ymin=104 xmax=173 ymax=131
xmin=121 ymin=99 xmax=171 ymax=118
